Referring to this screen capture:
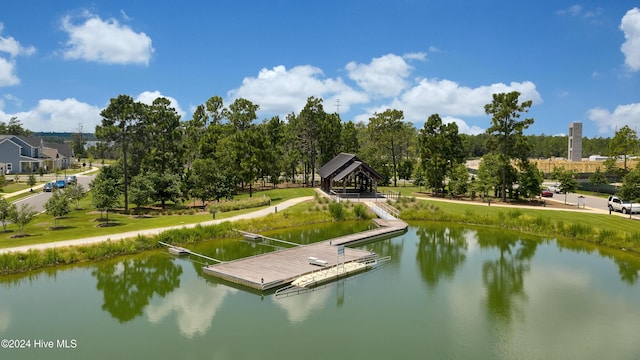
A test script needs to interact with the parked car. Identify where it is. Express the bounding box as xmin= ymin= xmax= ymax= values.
xmin=65 ymin=175 xmax=77 ymax=184
xmin=55 ymin=179 xmax=67 ymax=189
xmin=541 ymin=188 xmax=554 ymax=197
xmin=43 ymin=182 xmax=56 ymax=192
xmin=548 ymin=183 xmax=562 ymax=194
xmin=607 ymin=195 xmax=640 ymax=214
